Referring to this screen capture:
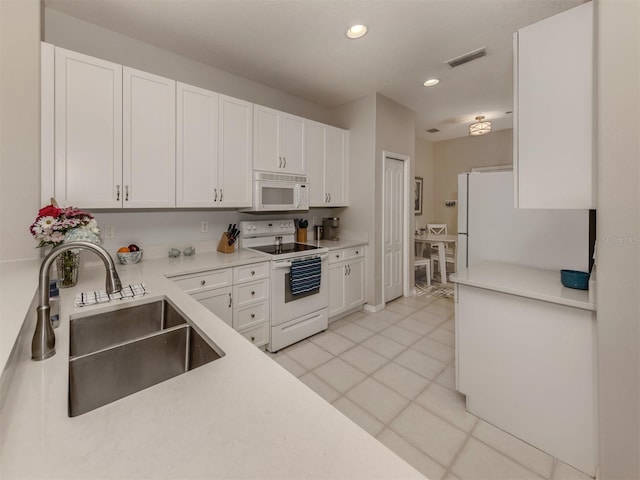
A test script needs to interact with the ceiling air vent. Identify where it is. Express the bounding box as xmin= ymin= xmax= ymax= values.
xmin=426 ymin=128 xmax=440 ymax=134
xmin=446 ymin=47 xmax=487 ymax=68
